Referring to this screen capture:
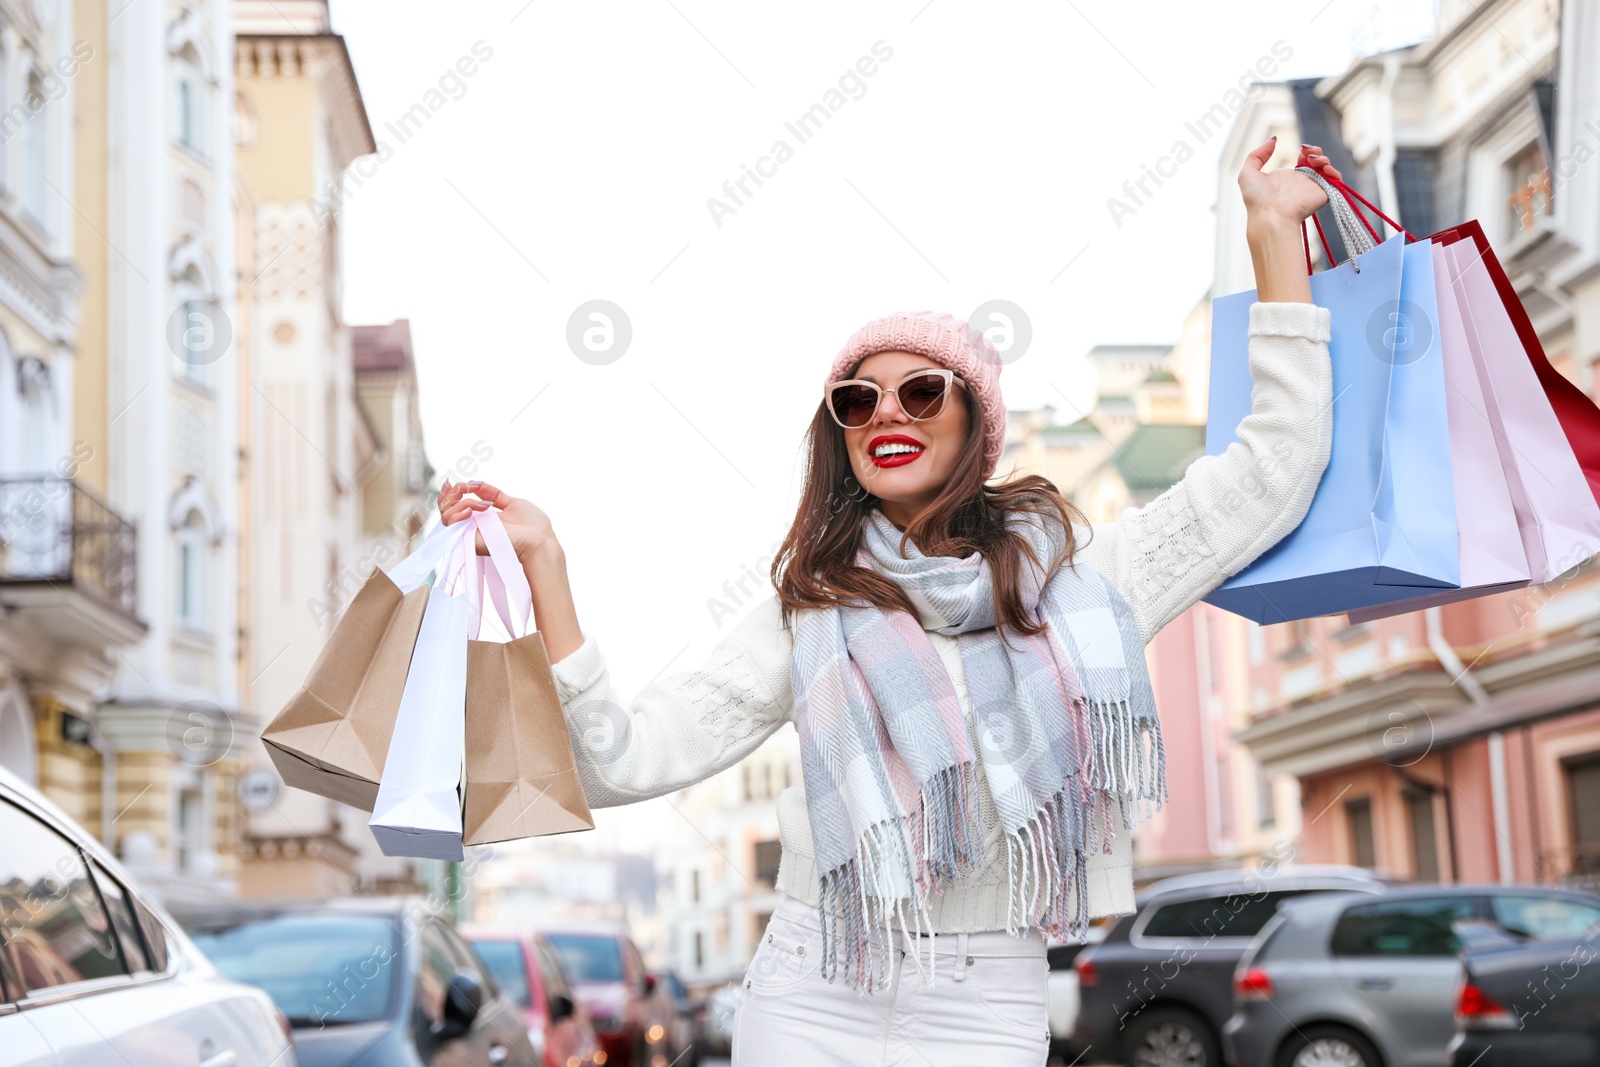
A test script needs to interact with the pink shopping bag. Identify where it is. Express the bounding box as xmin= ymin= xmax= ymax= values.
xmin=1445 ymin=239 xmax=1600 ymax=583
xmin=1345 ymin=242 xmax=1532 ymax=623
